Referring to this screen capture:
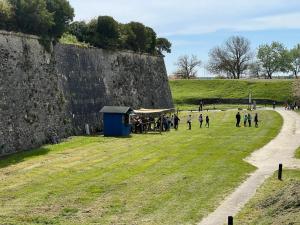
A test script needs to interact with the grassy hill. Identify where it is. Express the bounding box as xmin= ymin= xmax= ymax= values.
xmin=170 ymin=79 xmax=294 ymax=107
